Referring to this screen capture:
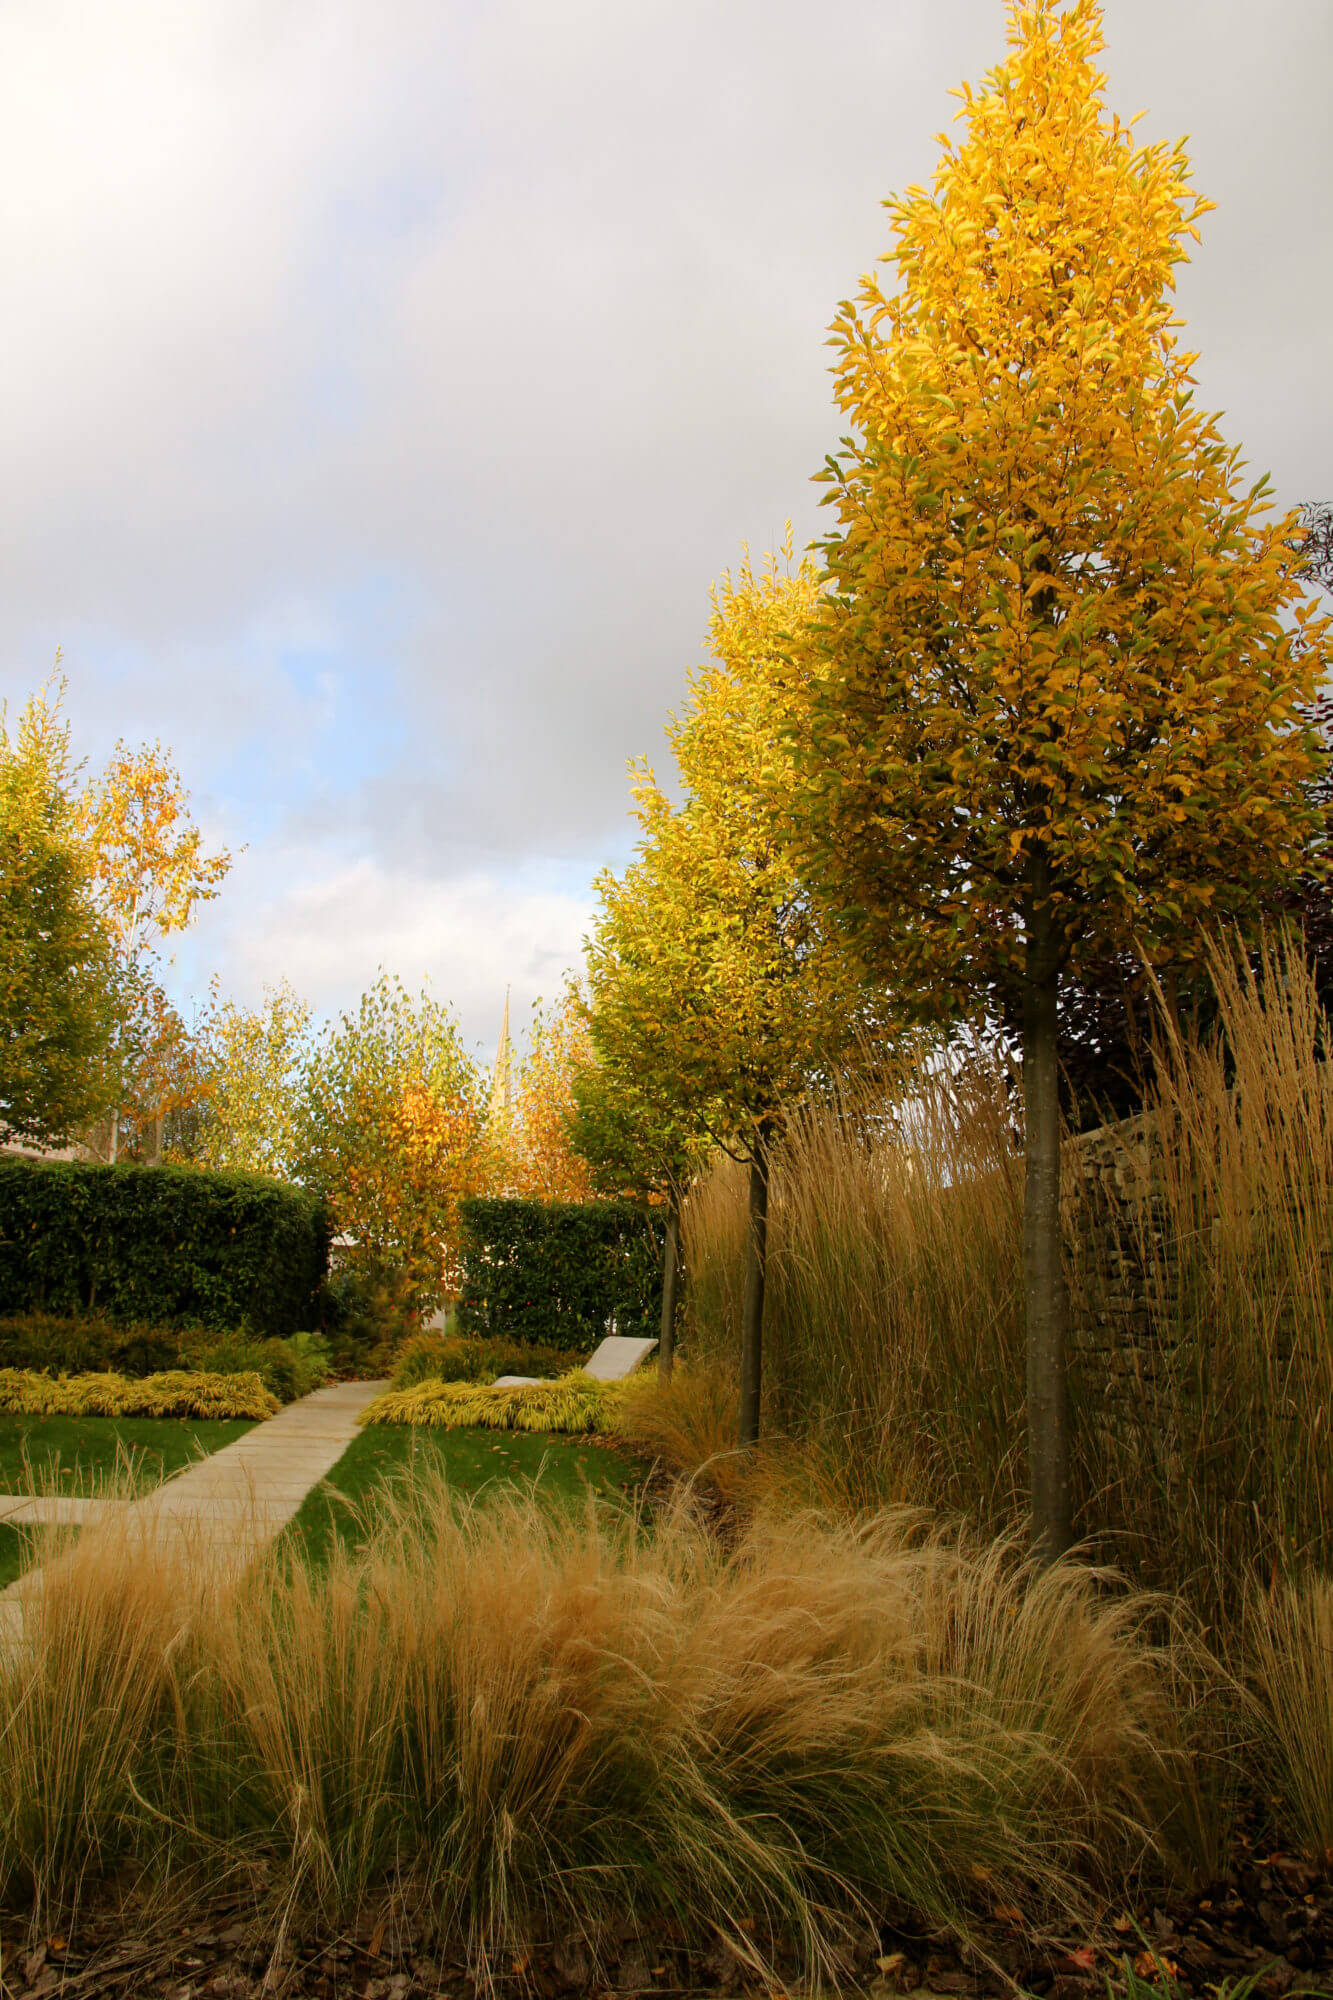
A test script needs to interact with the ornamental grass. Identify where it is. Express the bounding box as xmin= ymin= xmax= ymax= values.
xmin=0 ymin=1478 xmax=1175 ymax=1969
xmin=360 ymin=1372 xmax=623 ymax=1435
